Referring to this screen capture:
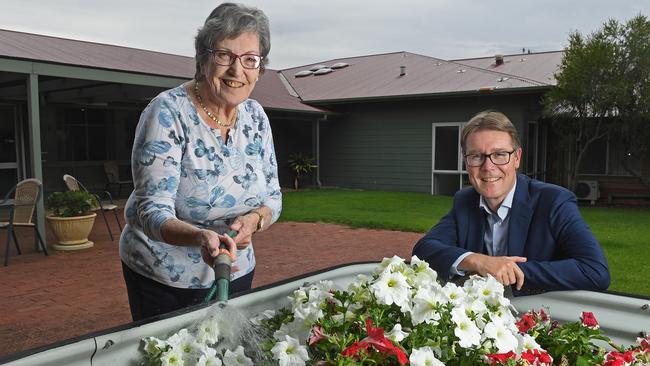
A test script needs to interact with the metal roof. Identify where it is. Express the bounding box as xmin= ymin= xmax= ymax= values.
xmin=454 ymin=51 xmax=564 ymax=86
xmin=0 ymin=28 xmax=324 ymax=114
xmin=251 ymin=71 xmax=327 ymax=114
xmin=0 ymin=29 xmax=563 ymax=109
xmin=280 ymin=52 xmax=552 ymax=103
xmin=0 ymin=28 xmax=194 ymax=78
